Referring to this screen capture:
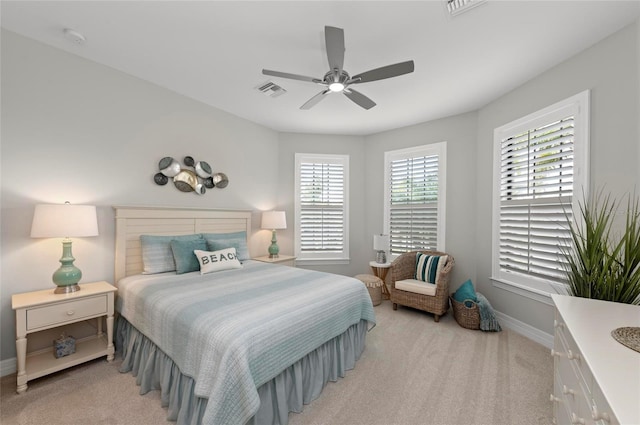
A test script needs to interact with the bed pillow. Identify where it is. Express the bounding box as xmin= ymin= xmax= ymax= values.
xmin=140 ymin=234 xmax=203 ymax=274
xmin=415 ymin=253 xmax=448 ymax=284
xmin=195 ymin=247 xmax=243 ymax=274
xmin=202 ymin=231 xmax=250 ymax=261
xmin=170 ymin=239 xmax=208 ymax=274
xmin=453 ymin=279 xmax=478 ymax=308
